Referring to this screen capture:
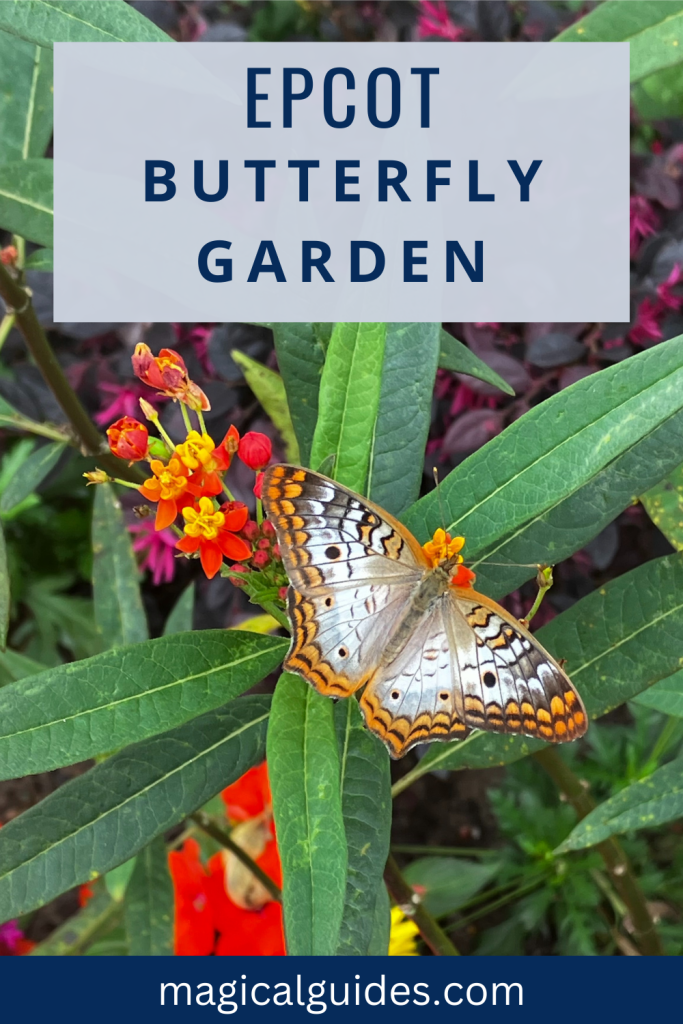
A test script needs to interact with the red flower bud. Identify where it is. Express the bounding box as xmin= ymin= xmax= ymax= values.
xmin=261 ymin=520 xmax=276 ymax=538
xmin=229 ymin=564 xmax=251 ymax=587
xmin=132 ymin=344 xmax=210 ymax=411
xmin=253 ymin=472 xmax=264 ymax=499
xmin=239 ymin=432 xmax=272 ymax=472
xmin=106 ymin=416 xmax=149 ymax=462
xmin=257 ymin=537 xmax=270 ymax=550
xmin=242 ymin=520 xmax=260 ymax=542
xmin=278 ymin=586 xmax=288 ymax=601
xmin=272 ymin=544 xmax=282 ymax=561
xmin=0 ymin=245 xmax=18 ymax=267
xmin=252 ymin=549 xmax=270 ymax=568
